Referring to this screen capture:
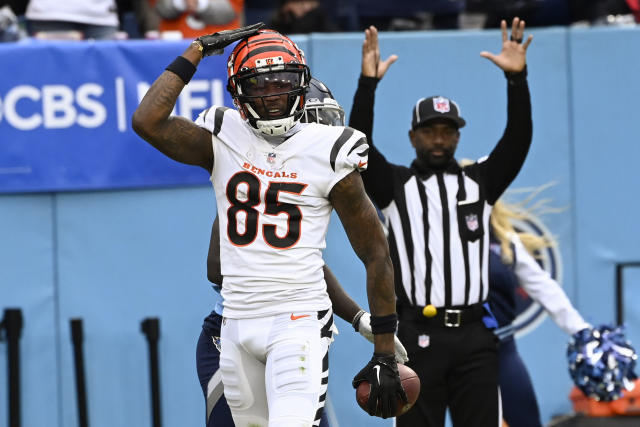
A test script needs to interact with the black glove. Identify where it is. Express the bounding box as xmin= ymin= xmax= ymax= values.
xmin=352 ymin=354 xmax=408 ymax=418
xmin=195 ymin=22 xmax=265 ymax=57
